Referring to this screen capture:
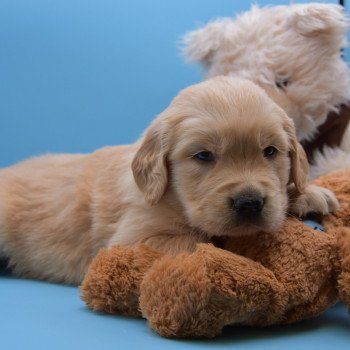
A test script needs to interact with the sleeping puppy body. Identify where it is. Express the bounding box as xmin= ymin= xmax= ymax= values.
xmin=0 ymin=77 xmax=338 ymax=284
